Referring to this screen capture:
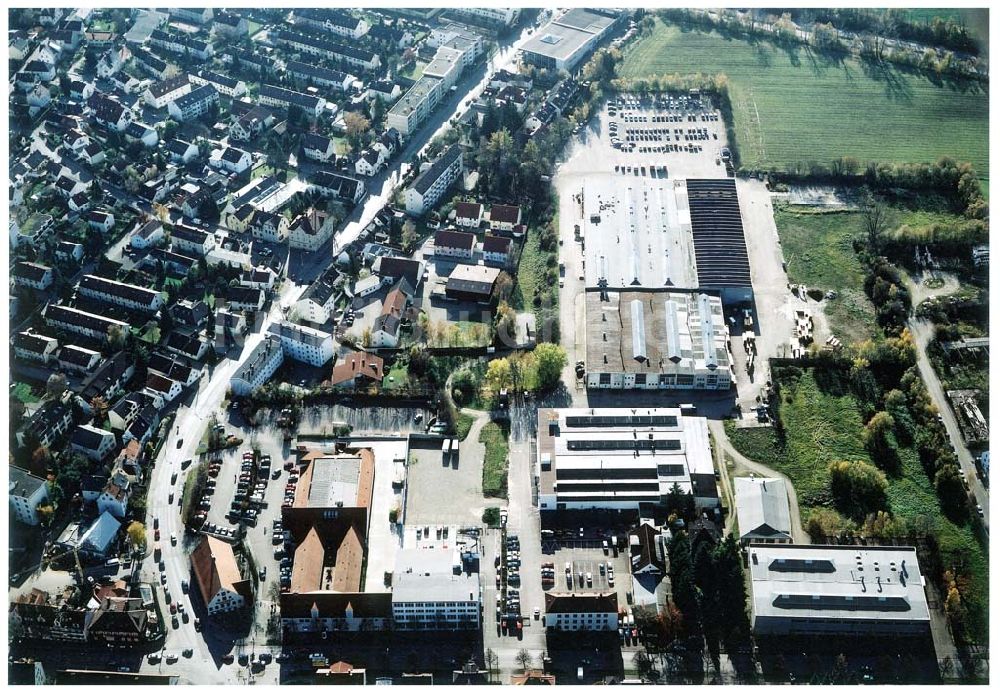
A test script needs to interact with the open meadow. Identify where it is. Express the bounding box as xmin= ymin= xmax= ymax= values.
xmin=620 ymin=19 xmax=989 ymax=183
